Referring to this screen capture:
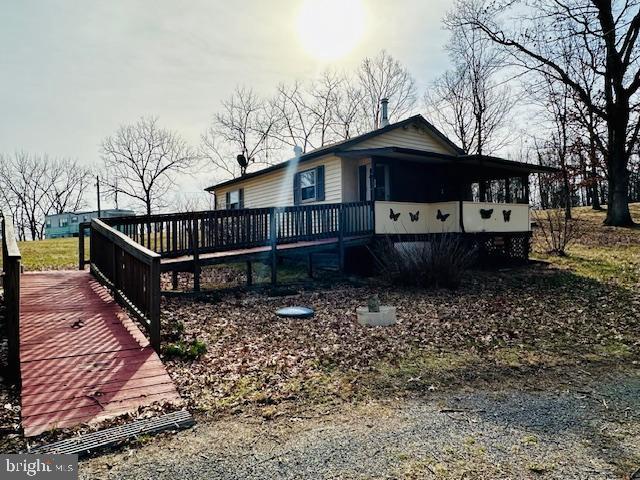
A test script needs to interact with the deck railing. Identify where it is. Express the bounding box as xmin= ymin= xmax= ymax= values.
xmin=1 ymin=210 xmax=21 ymax=384
xmin=89 ymin=219 xmax=161 ymax=350
xmin=100 ymin=201 xmax=374 ymax=259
